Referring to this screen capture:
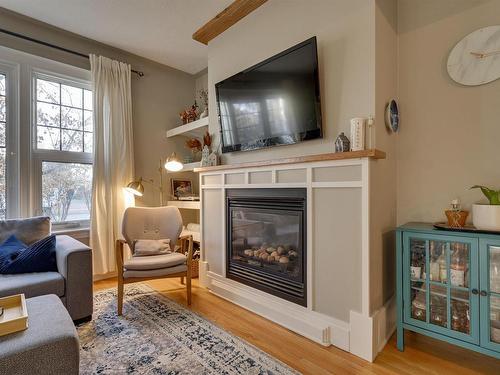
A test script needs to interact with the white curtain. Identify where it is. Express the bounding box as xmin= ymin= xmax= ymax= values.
xmin=90 ymin=55 xmax=134 ymax=276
